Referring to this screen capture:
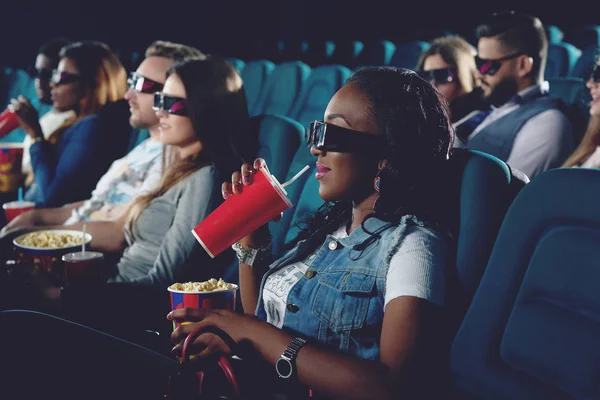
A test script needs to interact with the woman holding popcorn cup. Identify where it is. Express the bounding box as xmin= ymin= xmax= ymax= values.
xmin=169 ymin=67 xmax=455 ymax=399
